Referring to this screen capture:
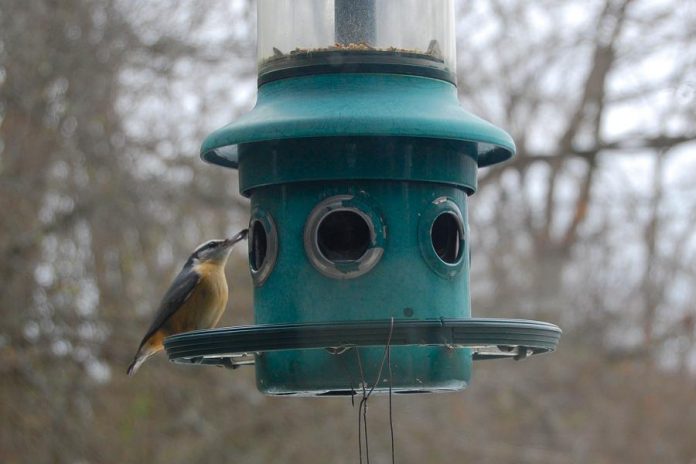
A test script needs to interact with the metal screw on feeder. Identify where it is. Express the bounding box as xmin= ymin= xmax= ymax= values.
xmin=164 ymin=0 xmax=561 ymax=396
